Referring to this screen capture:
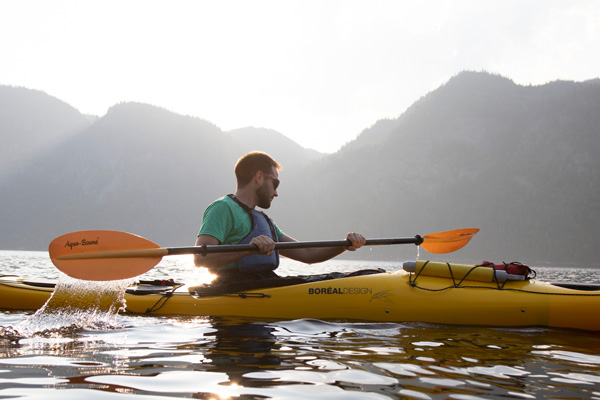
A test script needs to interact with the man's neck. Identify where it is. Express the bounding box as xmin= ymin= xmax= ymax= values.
xmin=233 ymin=189 xmax=256 ymax=209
